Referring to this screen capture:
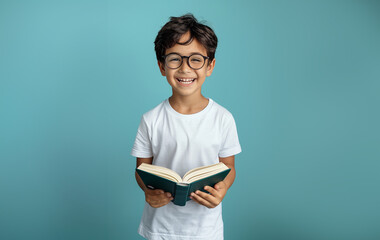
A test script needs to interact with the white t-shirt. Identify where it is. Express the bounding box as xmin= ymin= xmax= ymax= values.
xmin=131 ymin=98 xmax=242 ymax=240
